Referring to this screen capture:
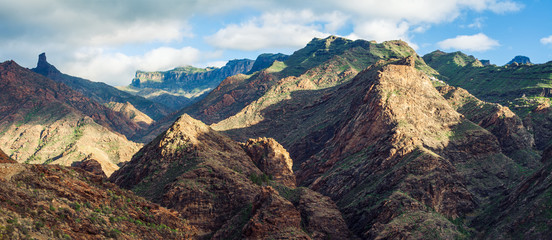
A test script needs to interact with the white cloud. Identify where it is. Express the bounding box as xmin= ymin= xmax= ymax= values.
xmin=61 ymin=46 xmax=204 ymax=86
xmin=487 ymin=0 xmax=524 ymax=13
xmin=348 ymin=20 xmax=410 ymax=43
xmin=0 ymin=0 xmax=525 ymax=85
xmin=89 ymin=21 xmax=192 ymax=46
xmin=541 ymin=35 xmax=552 ymax=45
xmin=467 ymin=17 xmax=485 ymax=29
xmin=438 ymin=33 xmax=500 ymax=51
xmin=205 ymin=10 xmax=332 ymax=51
